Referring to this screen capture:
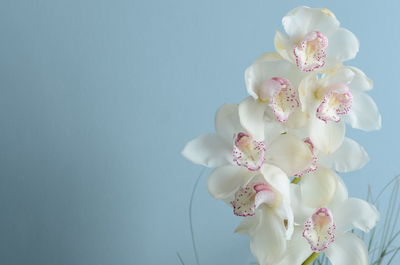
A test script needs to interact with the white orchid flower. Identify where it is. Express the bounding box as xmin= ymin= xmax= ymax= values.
xmin=278 ymin=168 xmax=379 ymax=265
xmin=298 ymin=136 xmax=369 ymax=176
xmin=260 ymin=124 xmax=369 ymax=176
xmin=298 ymin=66 xmax=381 ymax=154
xmin=182 ymin=104 xmax=316 ymax=200
xmin=275 ymin=6 xmax=359 ymax=72
xmin=239 ymin=53 xmax=307 ymax=139
xmin=234 ymin=164 xmax=294 ymax=265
